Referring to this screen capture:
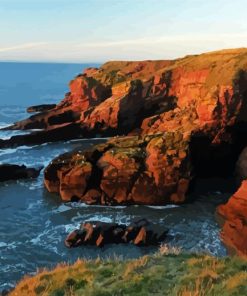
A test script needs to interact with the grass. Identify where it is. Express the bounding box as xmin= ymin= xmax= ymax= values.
xmin=11 ymin=245 xmax=247 ymax=296
xmin=93 ymin=48 xmax=247 ymax=91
